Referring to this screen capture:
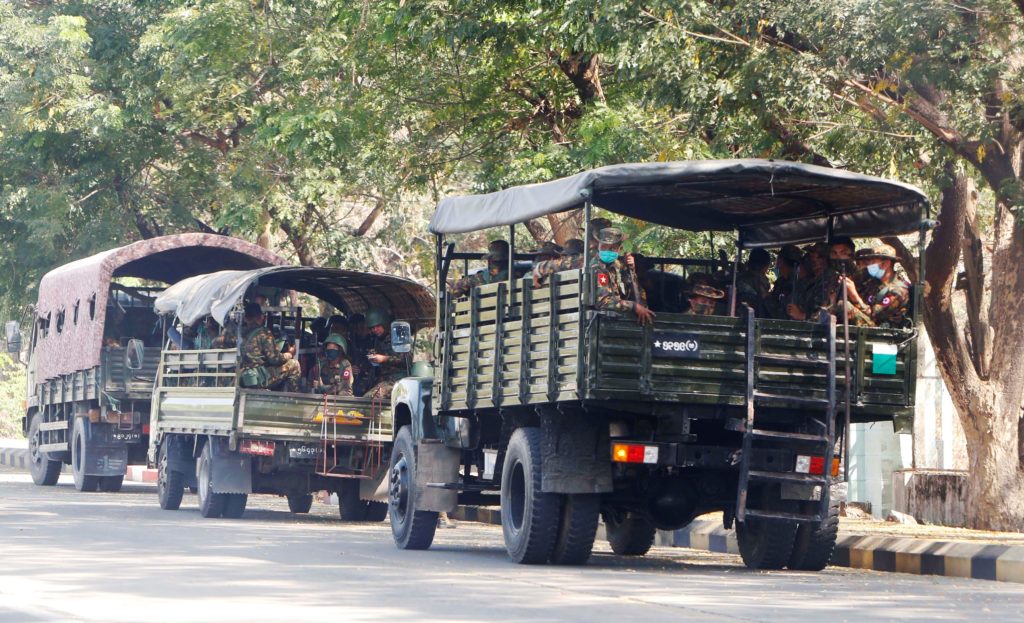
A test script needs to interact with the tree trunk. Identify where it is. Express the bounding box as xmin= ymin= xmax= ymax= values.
xmin=546 ymin=209 xmax=582 ymax=246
